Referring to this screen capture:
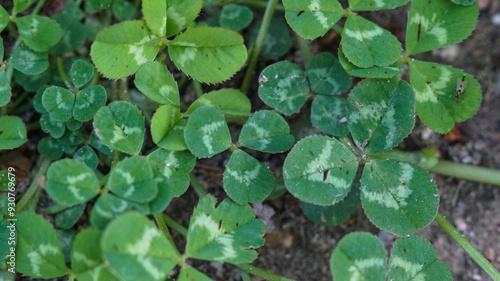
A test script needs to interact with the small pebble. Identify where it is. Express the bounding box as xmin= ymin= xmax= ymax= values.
xmin=492 ymin=13 xmax=500 ymax=25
